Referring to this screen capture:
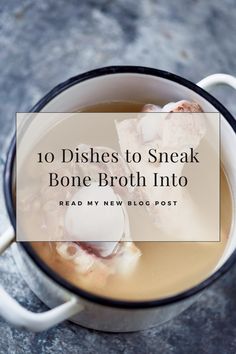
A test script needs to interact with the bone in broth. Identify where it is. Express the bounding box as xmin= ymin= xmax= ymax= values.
xmin=26 ymin=101 xmax=232 ymax=301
